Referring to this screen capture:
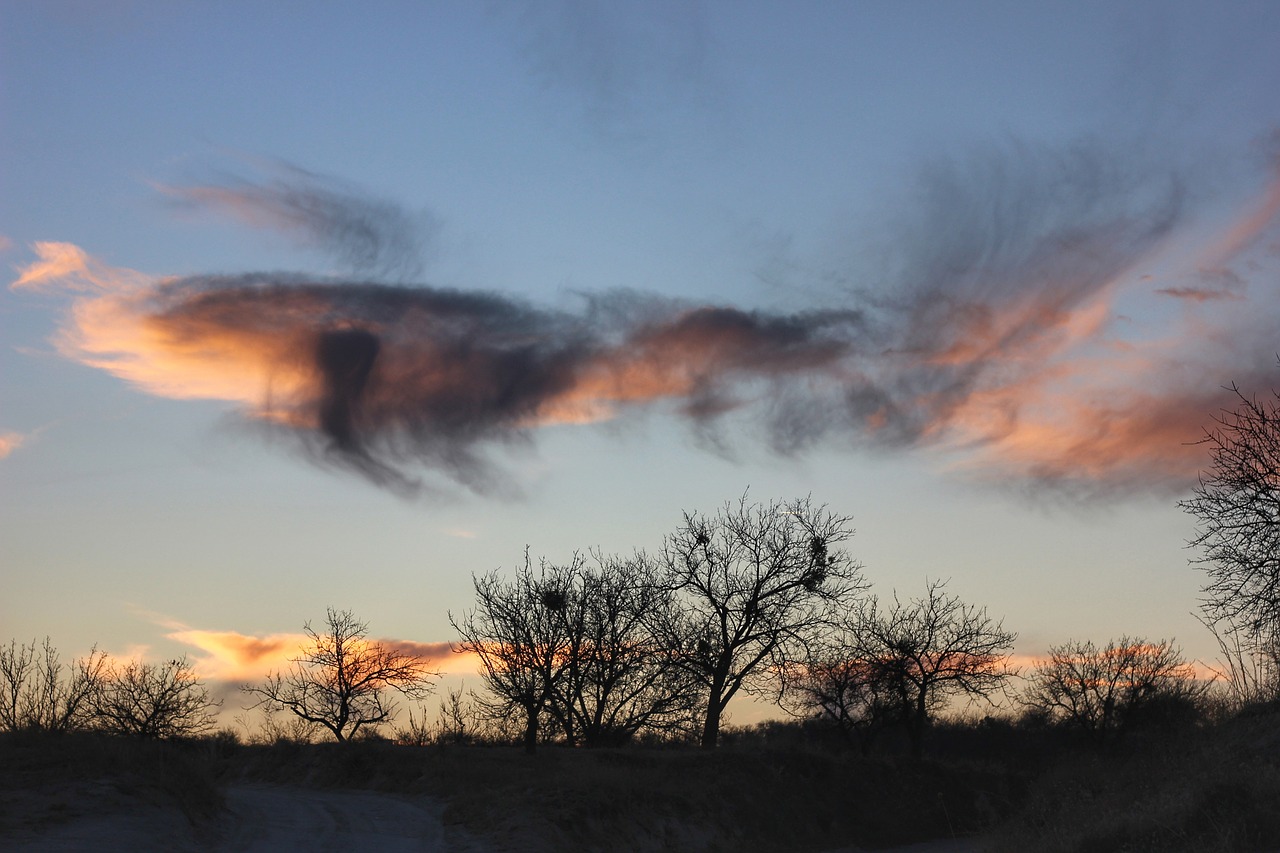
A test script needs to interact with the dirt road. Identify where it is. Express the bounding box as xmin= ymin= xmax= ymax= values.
xmin=4 ymin=783 xmax=491 ymax=852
